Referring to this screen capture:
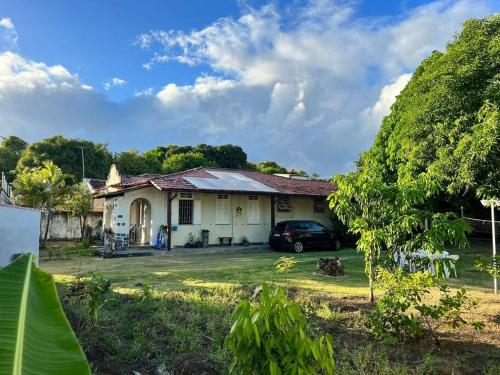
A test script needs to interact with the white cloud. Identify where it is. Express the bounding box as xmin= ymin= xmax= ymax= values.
xmin=134 ymin=87 xmax=154 ymax=97
xmin=0 ymin=17 xmax=18 ymax=49
xmin=361 ymin=73 xmax=413 ymax=134
xmin=103 ymin=77 xmax=127 ymax=90
xmin=1 ymin=0 xmax=497 ymax=176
